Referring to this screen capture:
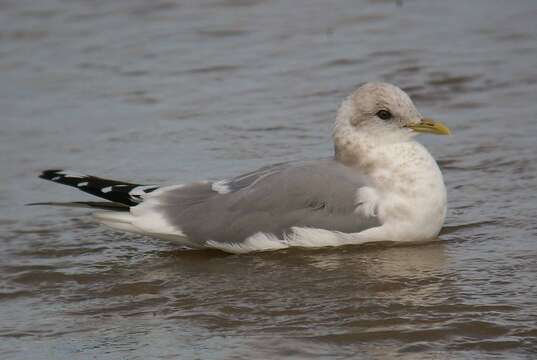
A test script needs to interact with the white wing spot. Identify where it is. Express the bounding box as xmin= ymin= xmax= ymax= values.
xmin=77 ymin=182 xmax=89 ymax=187
xmin=101 ymin=186 xmax=113 ymax=193
xmin=129 ymin=185 xmax=159 ymax=197
xmin=211 ymin=180 xmax=231 ymax=194
xmin=56 ymin=170 xmax=87 ymax=178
